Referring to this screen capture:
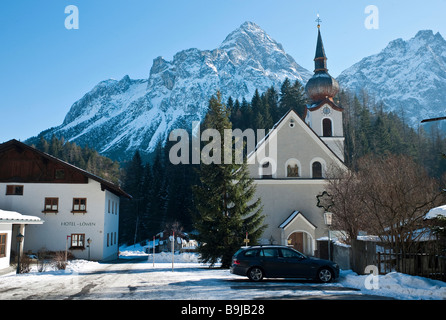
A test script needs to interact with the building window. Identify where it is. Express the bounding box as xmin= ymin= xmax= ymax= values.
xmin=287 ymin=164 xmax=299 ymax=177
xmin=312 ymin=161 xmax=323 ymax=178
xmin=71 ymin=234 xmax=85 ymax=249
xmin=107 ymin=233 xmax=110 ymax=247
xmin=0 ymin=234 xmax=6 ymax=258
xmin=323 ymin=118 xmax=333 ymax=137
xmin=261 ymin=161 xmax=273 ymax=179
xmin=6 ymin=185 xmax=23 ymax=195
xmin=72 ymin=198 xmax=87 ymax=213
xmin=43 ymin=198 xmax=59 ymax=213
